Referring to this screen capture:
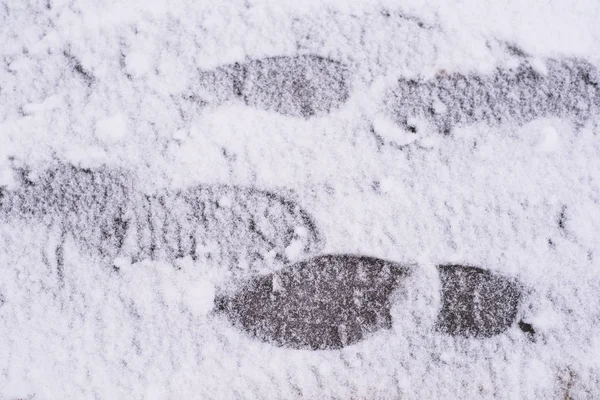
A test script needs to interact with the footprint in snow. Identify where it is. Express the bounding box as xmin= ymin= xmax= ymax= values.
xmin=436 ymin=264 xmax=524 ymax=338
xmin=198 ymin=55 xmax=351 ymax=118
xmin=215 ymin=255 xmax=530 ymax=350
xmin=383 ymin=58 xmax=600 ymax=136
xmin=215 ymin=254 xmax=408 ymax=350
xmin=0 ymin=164 xmax=323 ymax=281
